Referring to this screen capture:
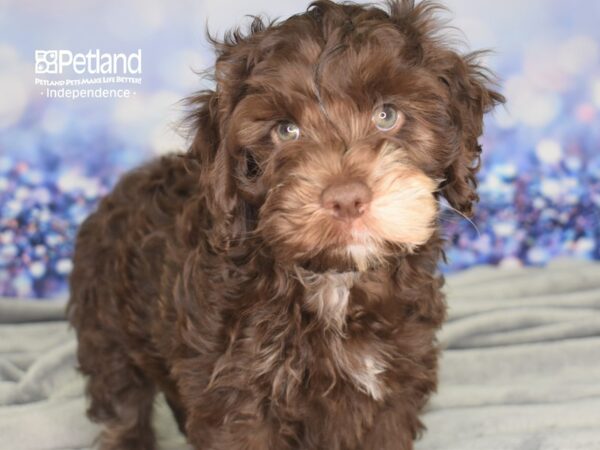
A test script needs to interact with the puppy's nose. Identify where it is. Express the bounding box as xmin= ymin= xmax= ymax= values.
xmin=321 ymin=180 xmax=372 ymax=220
